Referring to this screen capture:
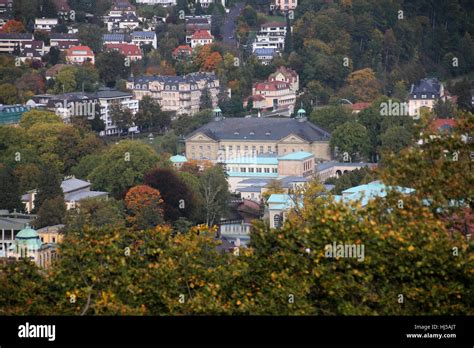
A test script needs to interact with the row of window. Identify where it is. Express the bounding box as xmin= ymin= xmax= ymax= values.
xmin=230 ymin=167 xmax=278 ymax=174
